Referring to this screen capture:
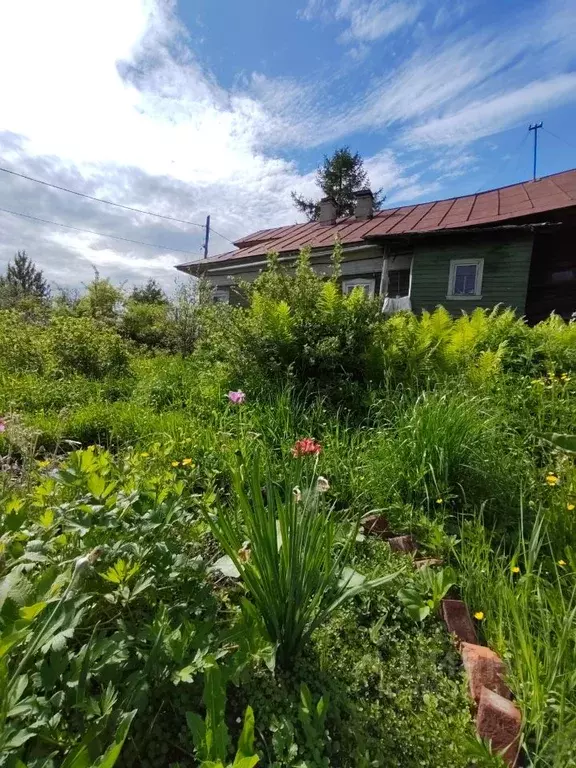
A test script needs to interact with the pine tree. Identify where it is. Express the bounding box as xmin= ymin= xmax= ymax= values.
xmin=130 ymin=278 xmax=167 ymax=304
xmin=0 ymin=251 xmax=50 ymax=300
xmin=291 ymin=147 xmax=385 ymax=222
